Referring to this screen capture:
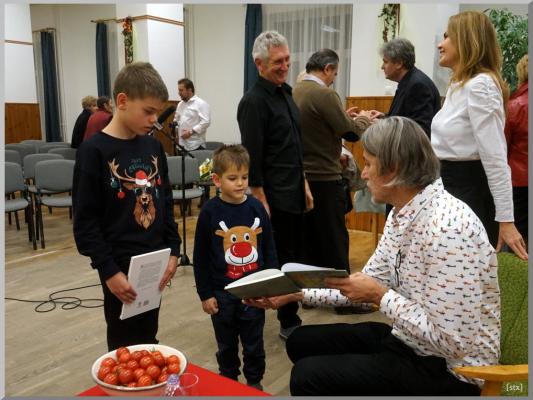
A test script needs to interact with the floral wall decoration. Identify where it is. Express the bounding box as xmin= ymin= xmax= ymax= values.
xmin=122 ymin=16 xmax=133 ymax=64
xmin=378 ymin=4 xmax=400 ymax=44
